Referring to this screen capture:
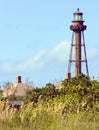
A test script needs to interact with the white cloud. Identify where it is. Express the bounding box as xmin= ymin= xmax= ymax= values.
xmin=87 ymin=47 xmax=99 ymax=59
xmin=1 ymin=52 xmax=46 ymax=73
xmin=49 ymin=41 xmax=70 ymax=61
xmin=0 ymin=41 xmax=70 ymax=74
xmin=1 ymin=41 xmax=98 ymax=75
